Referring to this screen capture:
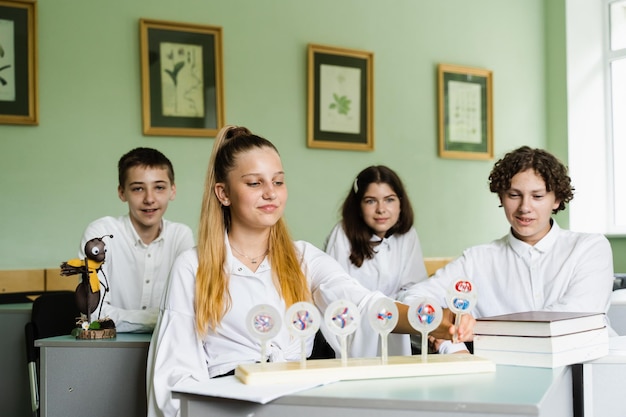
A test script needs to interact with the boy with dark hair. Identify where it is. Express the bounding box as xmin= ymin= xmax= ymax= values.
xmin=406 ymin=146 xmax=614 ymax=353
xmin=78 ymin=147 xmax=194 ymax=332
